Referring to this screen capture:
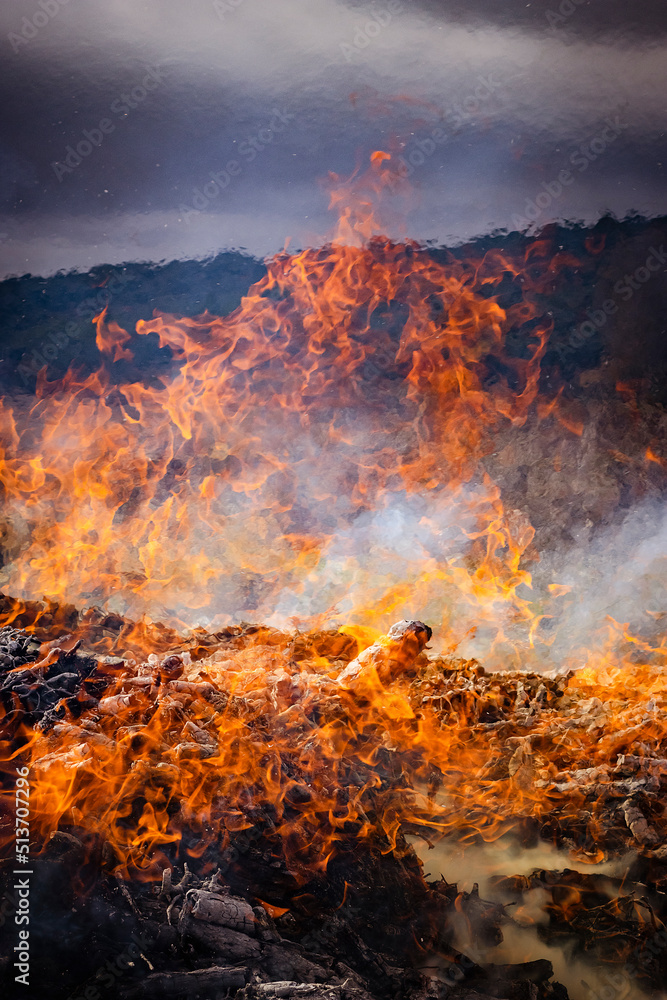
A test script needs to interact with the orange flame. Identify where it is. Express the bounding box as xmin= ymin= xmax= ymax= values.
xmin=2 ymin=154 xmax=664 ymax=886
xmin=0 ymin=154 xmax=555 ymax=659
